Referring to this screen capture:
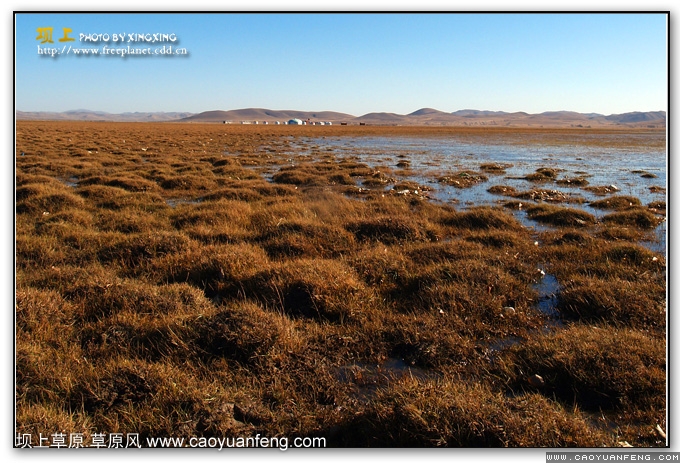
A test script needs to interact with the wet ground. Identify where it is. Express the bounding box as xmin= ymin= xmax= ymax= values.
xmin=275 ymin=134 xmax=667 ymax=253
